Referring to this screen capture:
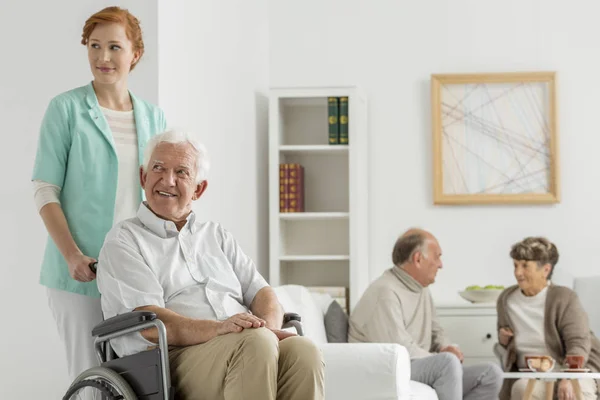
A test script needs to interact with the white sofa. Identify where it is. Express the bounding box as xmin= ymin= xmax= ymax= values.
xmin=572 ymin=275 xmax=600 ymax=336
xmin=551 ymin=272 xmax=600 ymax=335
xmin=274 ymin=285 xmax=438 ymax=400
